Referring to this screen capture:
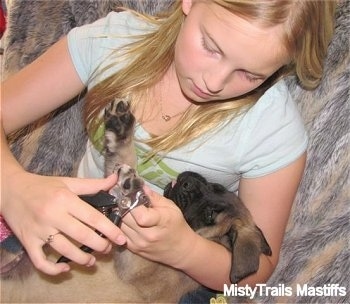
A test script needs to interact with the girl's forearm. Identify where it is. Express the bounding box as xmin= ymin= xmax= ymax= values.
xmin=175 ymin=234 xmax=274 ymax=291
xmin=0 ymin=124 xmax=25 ymax=212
